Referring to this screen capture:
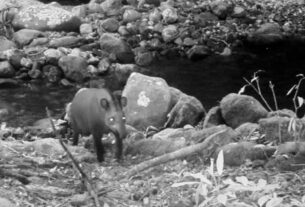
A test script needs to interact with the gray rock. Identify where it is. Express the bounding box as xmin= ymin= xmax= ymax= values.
xmin=42 ymin=64 xmax=63 ymax=83
xmin=248 ymin=23 xmax=283 ymax=44
xmin=100 ymin=0 xmax=123 ymax=16
xmin=122 ymin=72 xmax=172 ymax=130
xmin=99 ymin=33 xmax=134 ymax=63
xmin=162 ymin=7 xmax=178 ymax=24
xmin=210 ymin=0 xmax=232 ymax=20
xmin=49 ymin=36 xmax=85 ymax=48
xmin=43 ymin=48 xmax=63 ymax=64
xmin=162 ymin=25 xmax=178 ymax=42
xmin=232 ymin=6 xmax=246 ymax=18
xmin=235 ymin=122 xmax=259 ymax=138
xmin=12 ymin=4 xmax=81 ymax=31
xmin=218 ymin=142 xmax=275 ymax=166
xmin=259 ymin=116 xmax=305 ymax=142
xmin=123 ymin=9 xmax=142 ymax=23
xmin=99 ymin=18 xmax=120 ymax=33
xmin=97 ymin=58 xmax=111 ymax=74
xmin=71 ymin=5 xmax=87 ymax=18
xmin=134 ymin=49 xmax=154 ymax=66
xmin=165 ymin=93 xmax=205 ymax=128
xmin=0 ymin=36 xmax=16 ymax=52
xmin=80 ymin=23 xmax=93 ymax=35
xmin=220 ymin=93 xmax=268 ymax=128
xmin=0 ymin=197 xmax=14 ymax=207
xmin=186 ymin=45 xmax=211 ymax=61
xmin=202 ymin=106 xmax=225 ymax=128
xmin=12 ymin=29 xmax=44 ymax=47
xmin=0 ymin=61 xmax=15 ymax=78
xmin=58 ymin=56 xmax=89 ymax=83
xmin=149 ymin=8 xmax=162 ymax=23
